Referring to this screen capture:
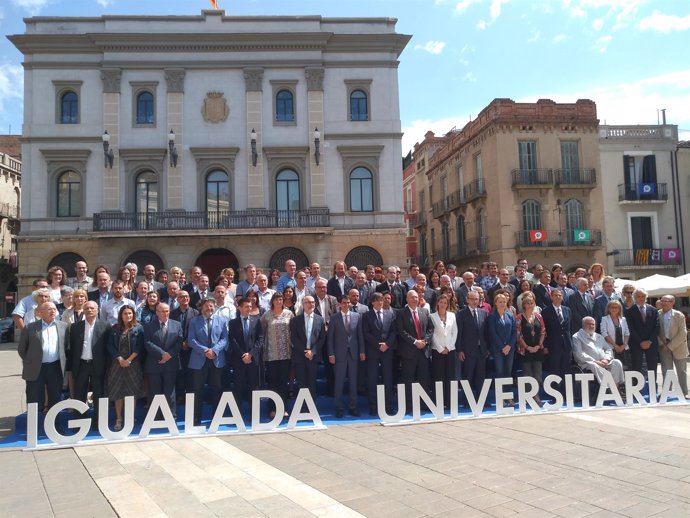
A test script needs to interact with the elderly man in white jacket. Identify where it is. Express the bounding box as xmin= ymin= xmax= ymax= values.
xmin=572 ymin=316 xmax=625 ymax=388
